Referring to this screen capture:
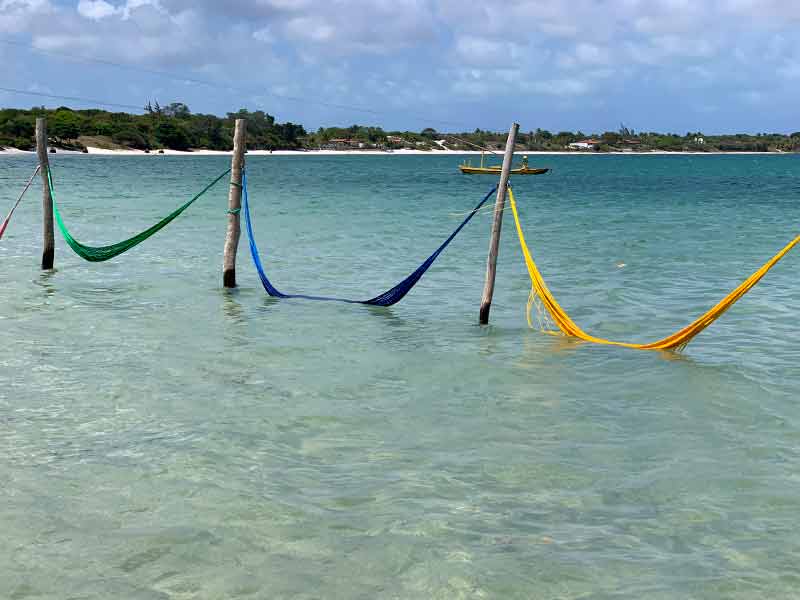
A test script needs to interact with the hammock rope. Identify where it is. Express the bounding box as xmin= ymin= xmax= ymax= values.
xmin=0 ymin=165 xmax=41 ymax=240
xmin=244 ymin=170 xmax=497 ymax=306
xmin=508 ymin=186 xmax=799 ymax=351
xmin=47 ymin=167 xmax=230 ymax=262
